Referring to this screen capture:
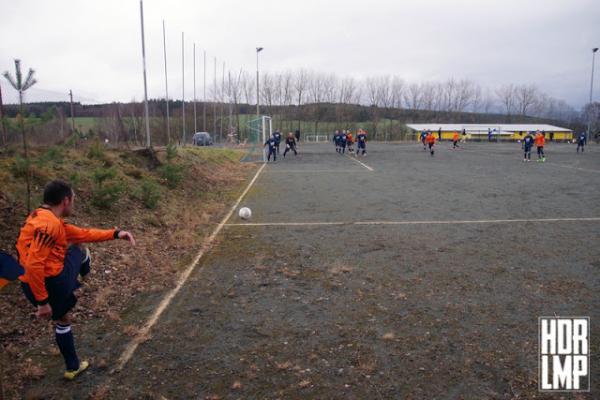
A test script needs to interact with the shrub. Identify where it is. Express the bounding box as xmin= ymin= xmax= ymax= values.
xmin=10 ymin=155 xmax=30 ymax=178
xmin=87 ymin=140 xmax=105 ymax=159
xmin=92 ymin=167 xmax=117 ymax=186
xmin=166 ymin=143 xmax=178 ymax=162
xmin=137 ymin=178 xmax=161 ymax=209
xmin=69 ymin=171 xmax=81 ymax=189
xmin=91 ymin=182 xmax=124 ymax=209
xmin=37 ymin=146 xmax=64 ymax=167
xmin=158 ymin=164 xmax=184 ymax=189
